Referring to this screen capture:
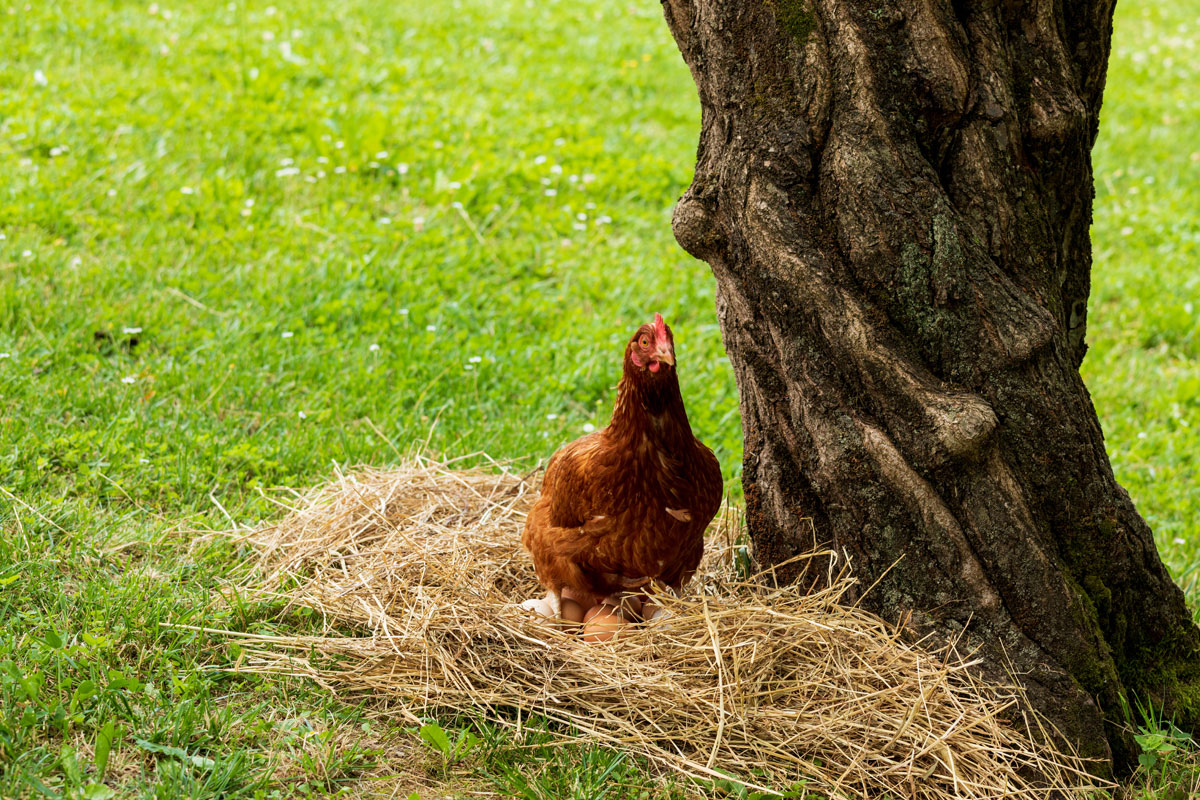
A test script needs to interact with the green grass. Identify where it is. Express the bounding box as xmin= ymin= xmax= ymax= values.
xmin=1087 ymin=3 xmax=1200 ymax=602
xmin=0 ymin=0 xmax=1197 ymax=796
